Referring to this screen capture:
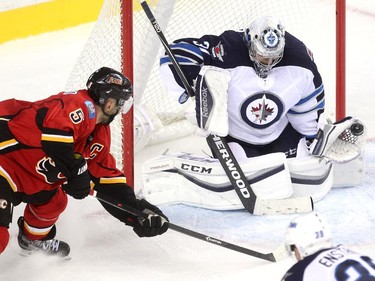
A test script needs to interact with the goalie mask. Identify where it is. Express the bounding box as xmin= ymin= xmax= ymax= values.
xmin=284 ymin=212 xmax=332 ymax=260
xmin=244 ymin=16 xmax=285 ymax=78
xmin=87 ymin=67 xmax=133 ymax=124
